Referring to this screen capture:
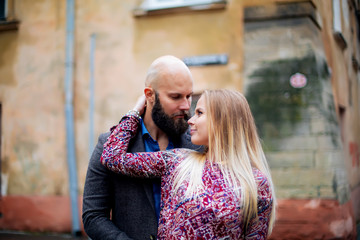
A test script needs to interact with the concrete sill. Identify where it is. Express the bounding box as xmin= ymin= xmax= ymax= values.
xmin=333 ymin=31 xmax=347 ymax=50
xmin=0 ymin=20 xmax=19 ymax=32
xmin=133 ymin=2 xmax=226 ymax=17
